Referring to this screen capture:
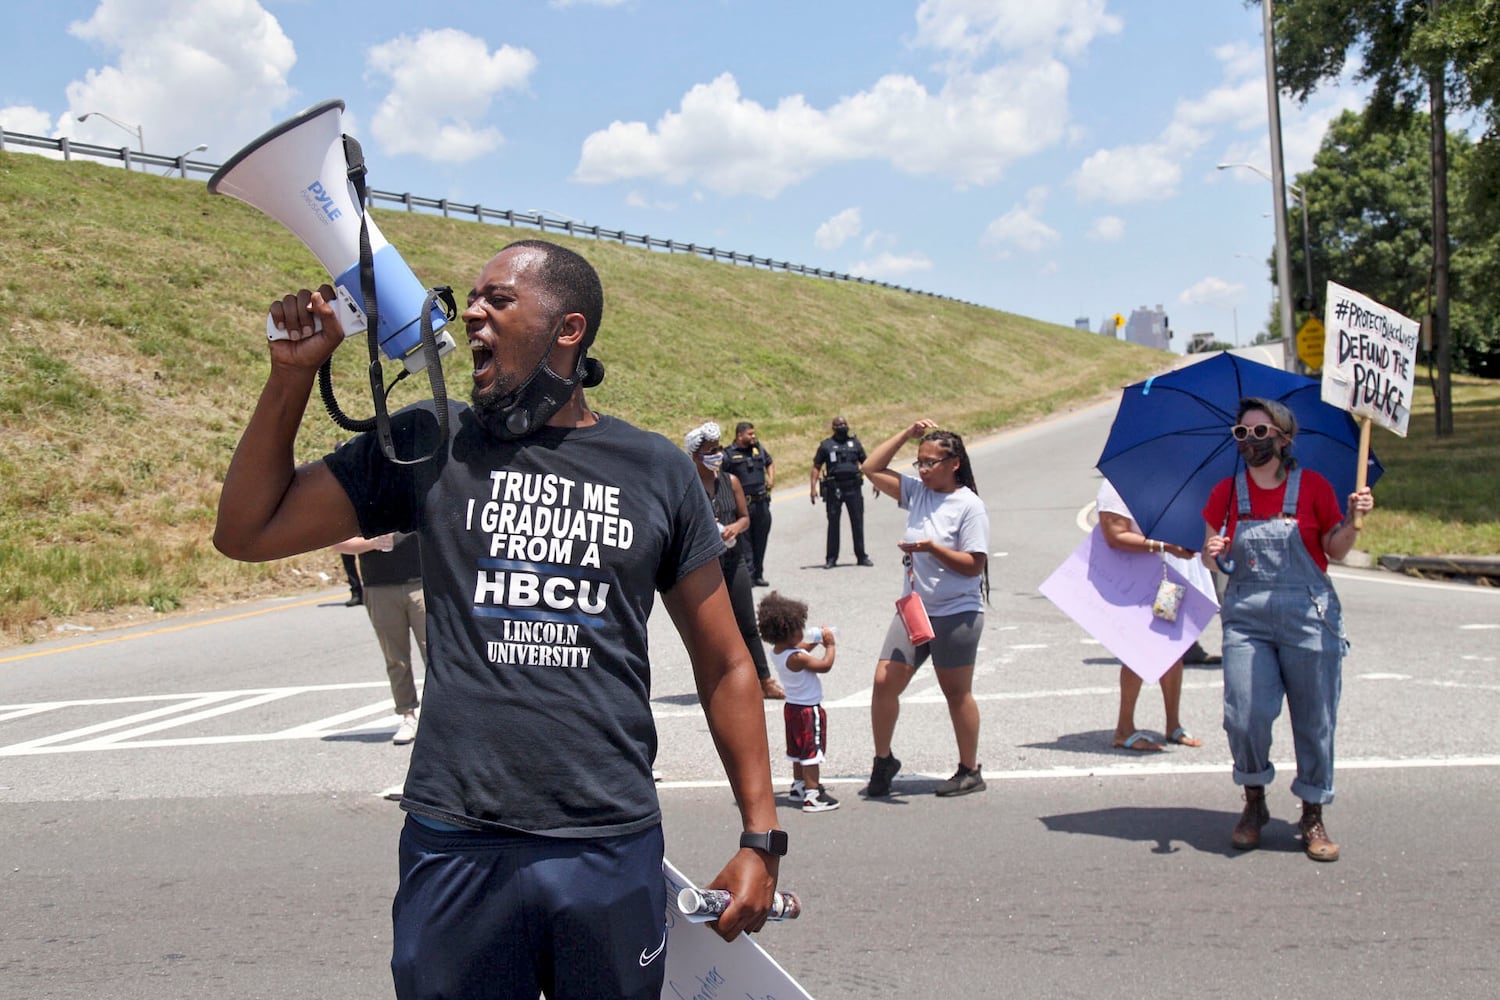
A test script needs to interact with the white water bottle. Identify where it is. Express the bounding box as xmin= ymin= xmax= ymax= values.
xmin=802 ymin=625 xmax=836 ymax=645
